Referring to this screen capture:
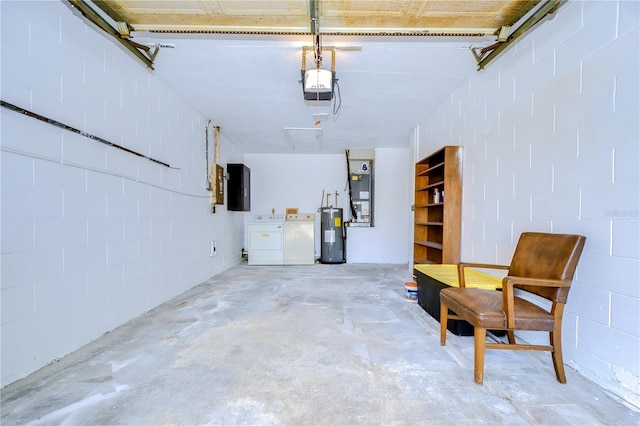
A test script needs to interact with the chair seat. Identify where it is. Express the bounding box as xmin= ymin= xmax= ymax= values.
xmin=440 ymin=287 xmax=555 ymax=331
